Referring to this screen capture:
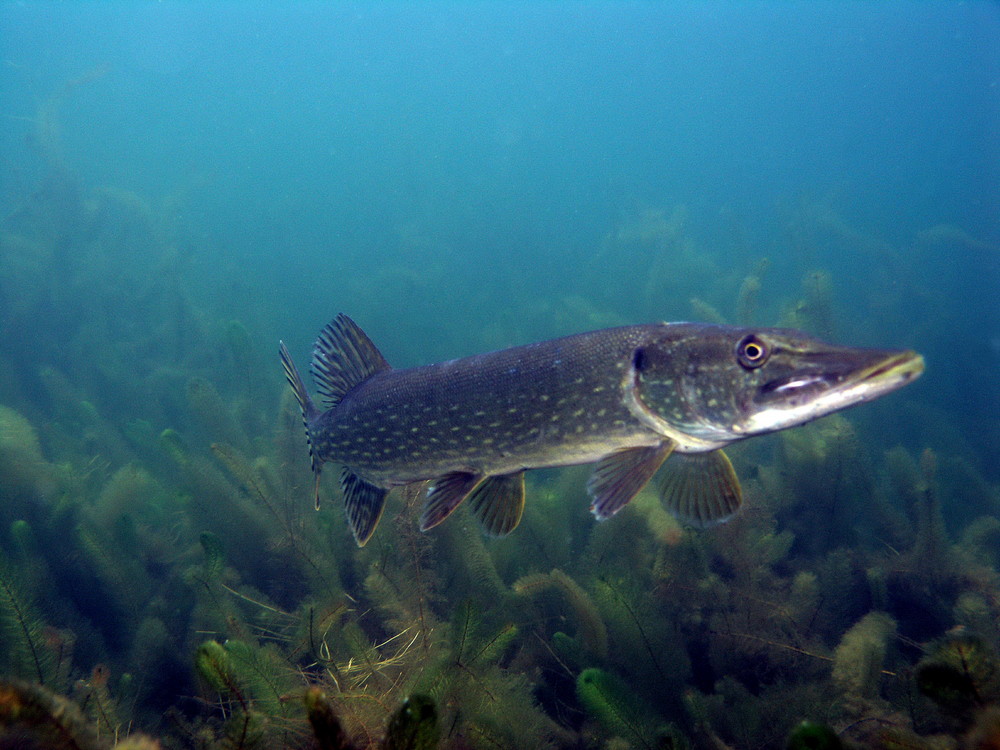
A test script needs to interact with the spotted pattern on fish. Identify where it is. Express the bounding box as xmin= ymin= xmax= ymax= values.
xmin=280 ymin=314 xmax=923 ymax=545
